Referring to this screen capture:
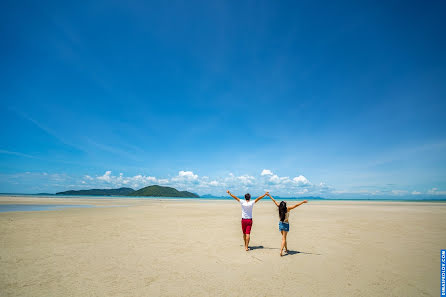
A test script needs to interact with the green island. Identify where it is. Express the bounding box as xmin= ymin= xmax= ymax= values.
xmin=56 ymin=185 xmax=199 ymax=198
xmin=130 ymin=185 xmax=199 ymax=198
